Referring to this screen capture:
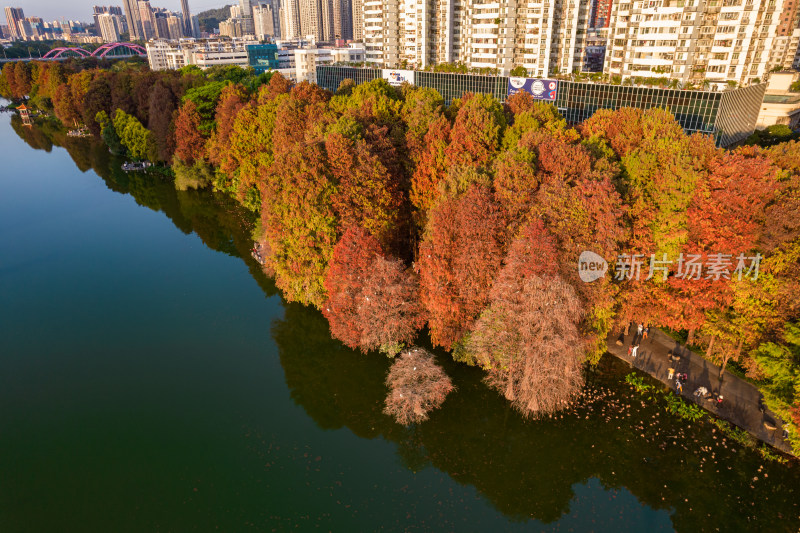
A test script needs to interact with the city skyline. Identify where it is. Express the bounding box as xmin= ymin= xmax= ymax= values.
xmin=2 ymin=0 xmax=221 ymax=23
